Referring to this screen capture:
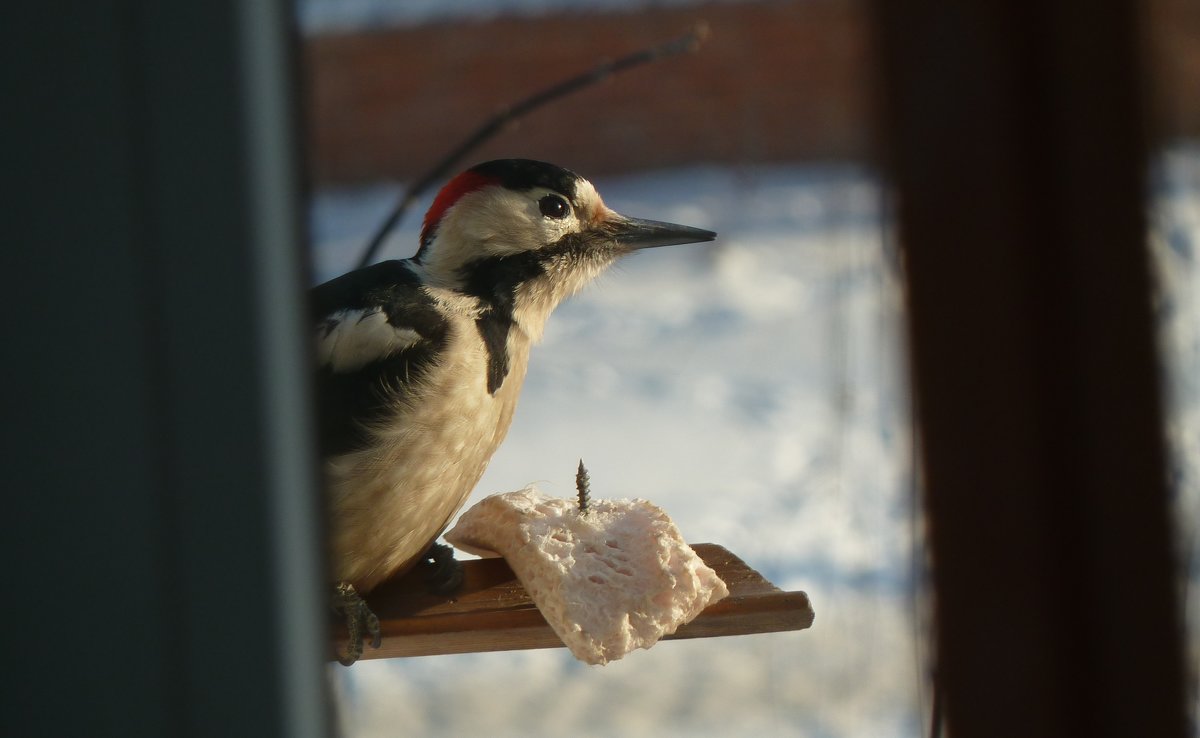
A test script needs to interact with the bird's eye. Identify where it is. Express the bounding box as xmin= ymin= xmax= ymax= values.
xmin=538 ymin=195 xmax=570 ymax=219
